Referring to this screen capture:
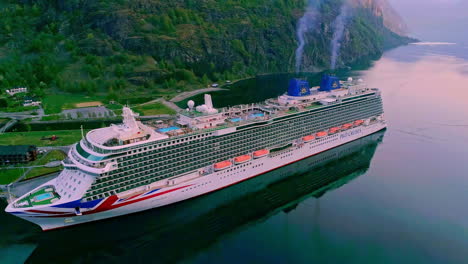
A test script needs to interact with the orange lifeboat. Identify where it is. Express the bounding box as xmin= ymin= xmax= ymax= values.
xmin=342 ymin=123 xmax=353 ymax=130
xmin=316 ymin=131 xmax=328 ymax=138
xmin=354 ymin=120 xmax=364 ymax=126
xmin=302 ymin=135 xmax=315 ymax=142
xmin=234 ymin=155 xmax=252 ymax=164
xmin=214 ymin=160 xmax=232 ymax=171
xmin=253 ymin=149 xmax=269 ymax=159
xmin=329 ymin=127 xmax=341 ymax=134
